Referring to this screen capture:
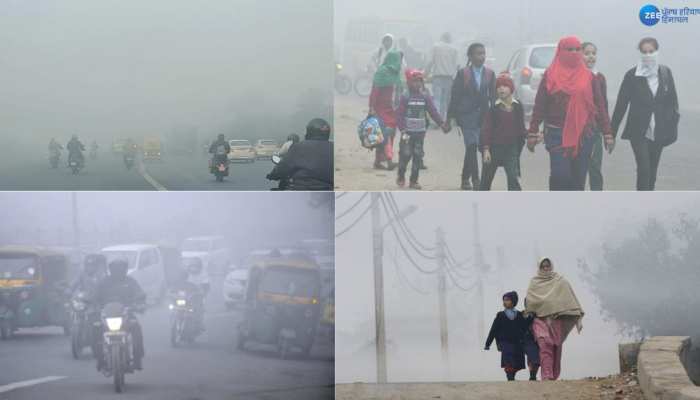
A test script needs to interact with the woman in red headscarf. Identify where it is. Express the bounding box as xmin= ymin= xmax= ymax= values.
xmin=527 ymin=36 xmax=613 ymax=191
